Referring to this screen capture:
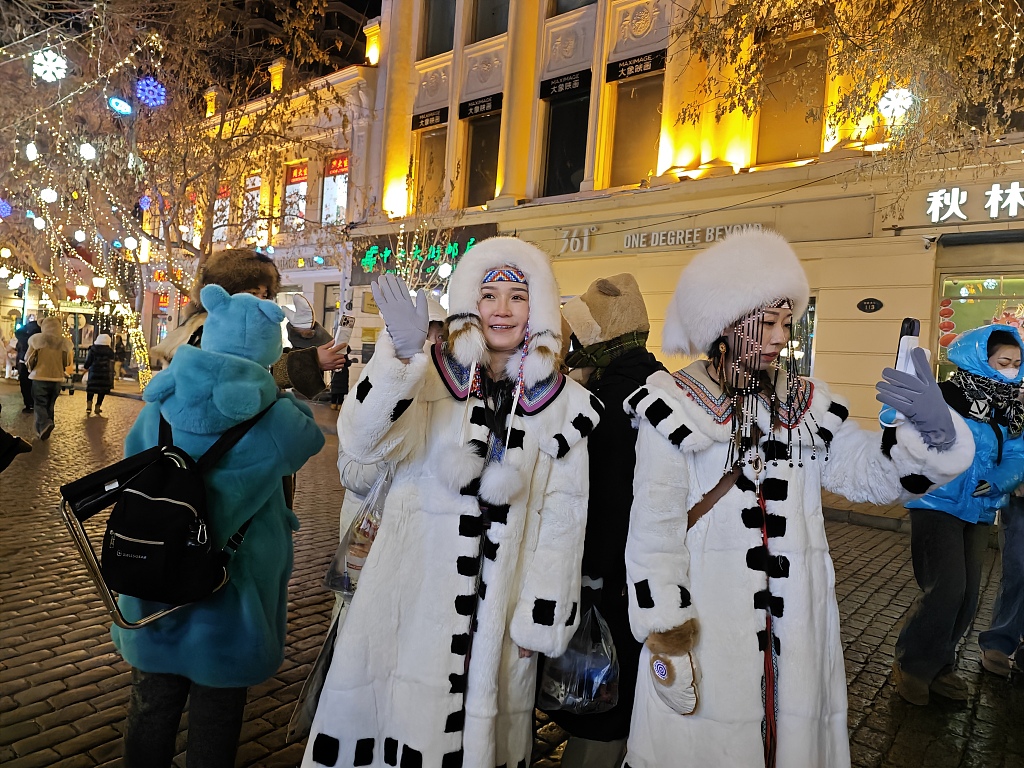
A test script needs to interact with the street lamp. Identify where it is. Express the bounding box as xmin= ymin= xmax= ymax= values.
xmin=92 ymin=276 xmax=107 ymax=289
xmin=109 ymin=288 xmax=120 ymax=301
xmin=124 ymin=236 xmax=138 ymax=250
